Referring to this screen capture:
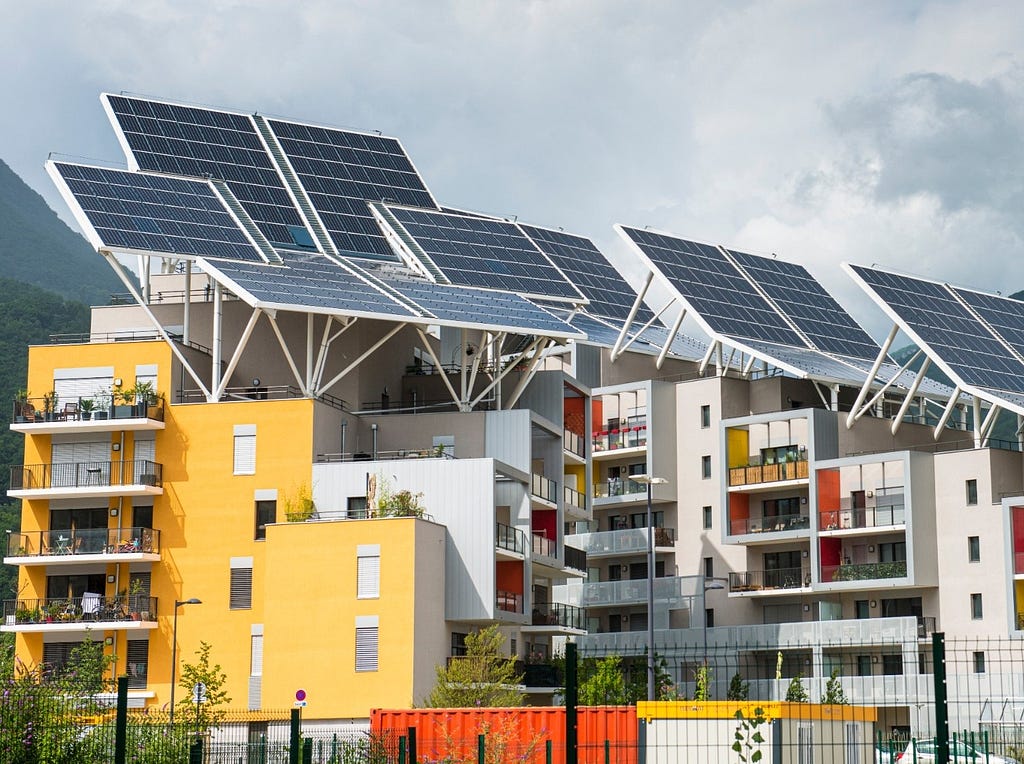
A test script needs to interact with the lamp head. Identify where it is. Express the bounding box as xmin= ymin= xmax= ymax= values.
xmin=633 ymin=474 xmax=669 ymax=486
xmin=175 ymin=598 xmax=203 ymax=607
